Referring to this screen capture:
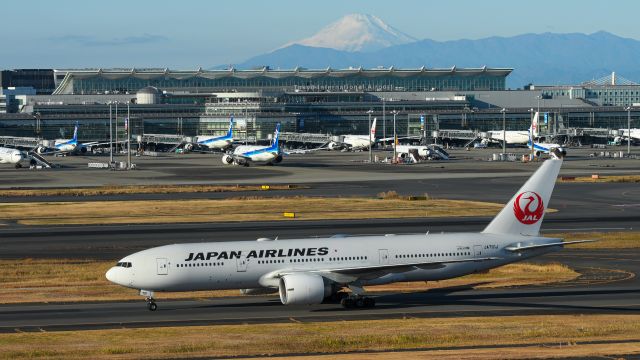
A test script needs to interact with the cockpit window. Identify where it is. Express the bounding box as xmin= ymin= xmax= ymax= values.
xmin=115 ymin=262 xmax=132 ymax=268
